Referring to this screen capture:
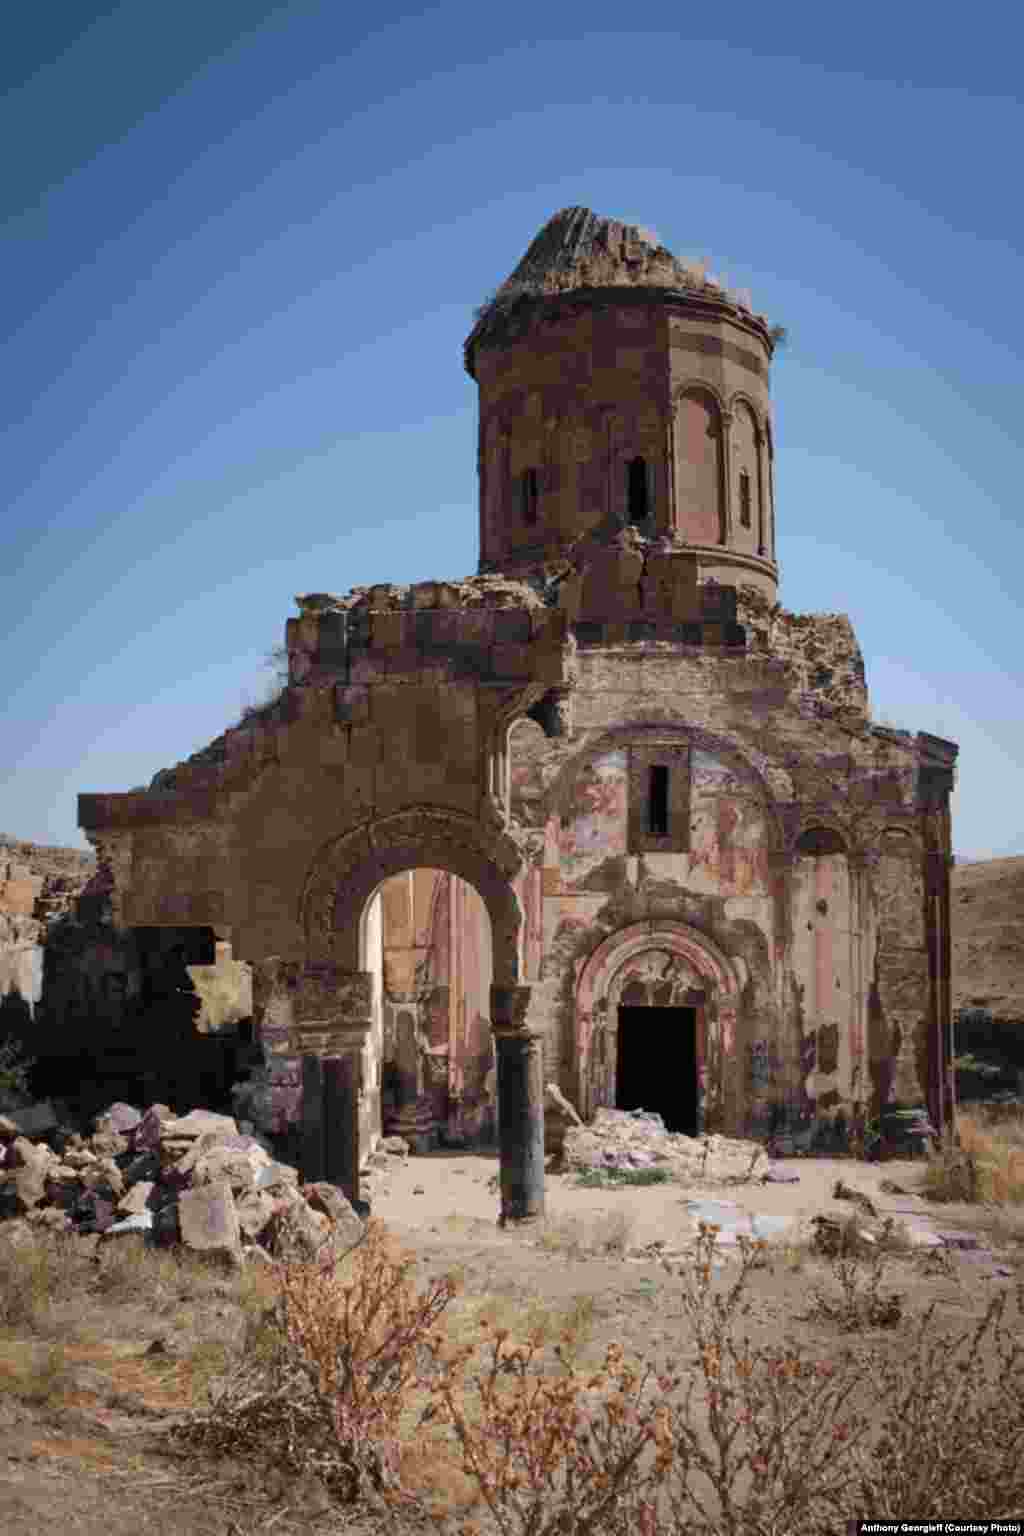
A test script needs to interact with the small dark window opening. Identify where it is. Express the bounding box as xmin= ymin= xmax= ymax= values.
xmin=627 ymin=456 xmax=649 ymax=524
xmin=520 ymin=467 xmax=539 ymax=526
xmin=739 ymin=469 xmax=752 ymax=528
xmin=648 ymin=764 xmax=669 ymax=837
